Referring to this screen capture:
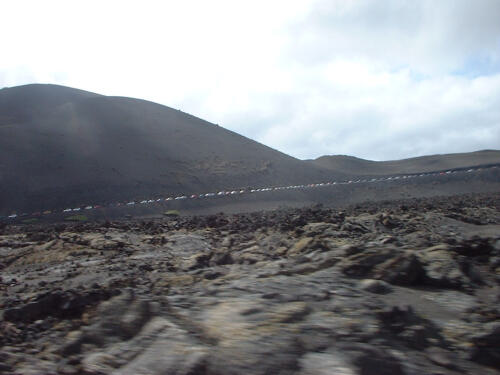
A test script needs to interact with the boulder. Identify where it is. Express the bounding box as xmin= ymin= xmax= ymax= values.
xmin=469 ymin=321 xmax=500 ymax=369
xmin=418 ymin=247 xmax=470 ymax=288
xmin=201 ymin=299 xmax=305 ymax=375
xmin=340 ymin=248 xmax=398 ymax=277
xmin=359 ymin=279 xmax=393 ymax=294
xmin=374 ymin=252 xmax=425 ymax=286
xmin=288 ymin=237 xmax=314 ymax=256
